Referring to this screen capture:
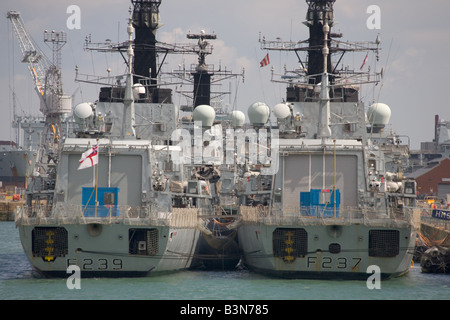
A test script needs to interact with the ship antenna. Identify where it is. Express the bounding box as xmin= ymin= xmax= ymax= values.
xmin=122 ymin=7 xmax=136 ymax=138
xmin=318 ymin=12 xmax=332 ymax=139
xmin=127 ymin=7 xmax=134 ymax=75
